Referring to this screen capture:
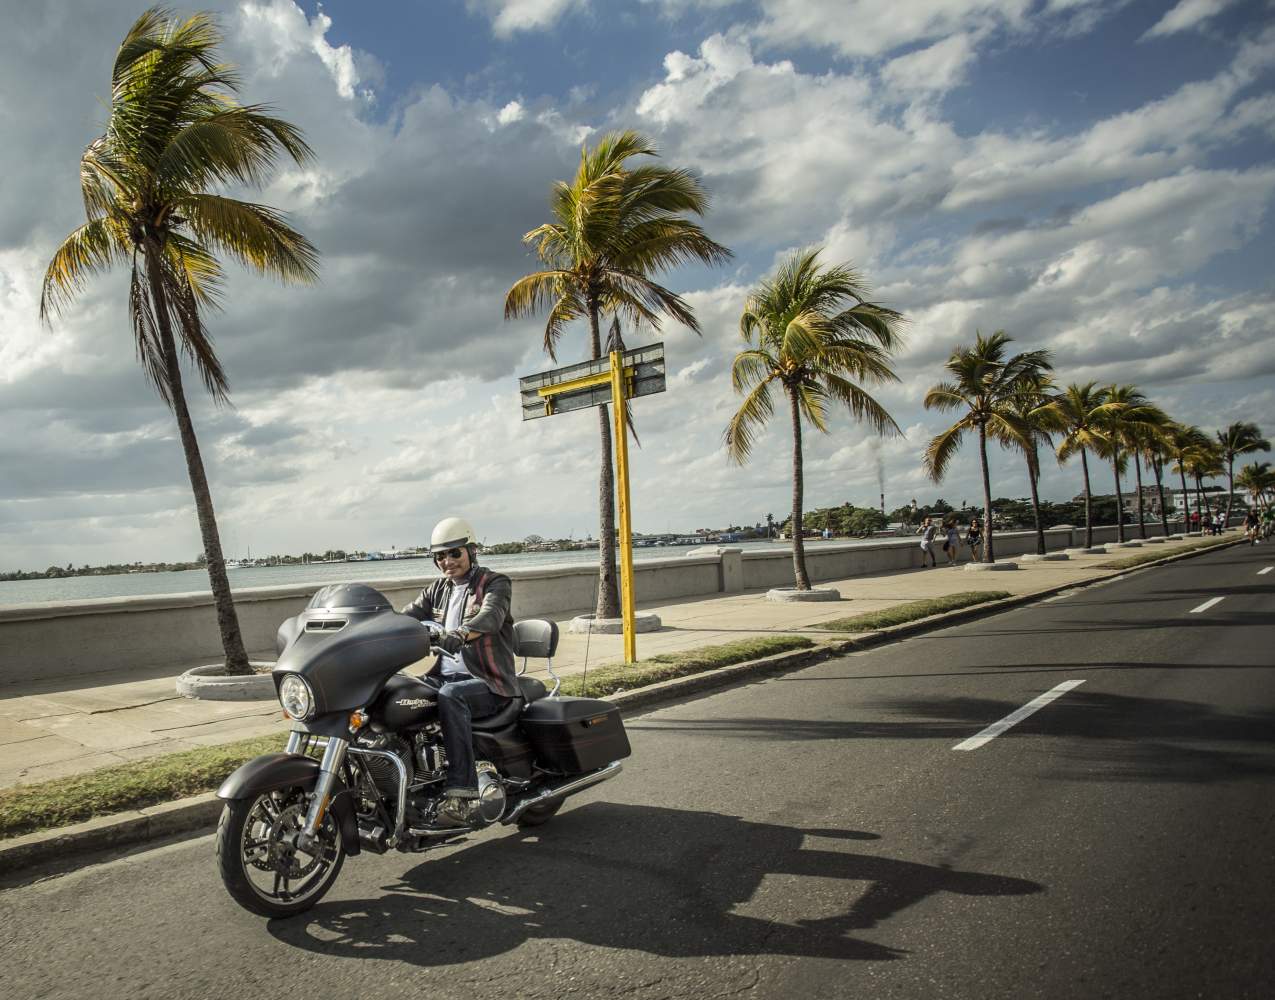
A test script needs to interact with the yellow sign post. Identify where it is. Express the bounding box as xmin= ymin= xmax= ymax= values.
xmin=608 ymin=350 xmax=637 ymax=662
xmin=518 ymin=343 xmax=666 ymax=664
